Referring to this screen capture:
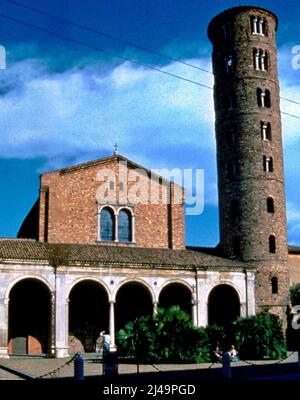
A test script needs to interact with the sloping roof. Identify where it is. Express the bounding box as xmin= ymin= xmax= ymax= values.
xmin=0 ymin=239 xmax=247 ymax=270
xmin=43 ymin=153 xmax=183 ymax=189
xmin=289 ymin=245 xmax=300 ymax=254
